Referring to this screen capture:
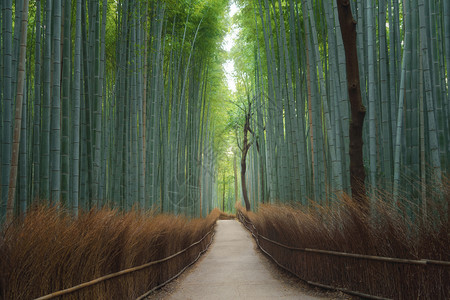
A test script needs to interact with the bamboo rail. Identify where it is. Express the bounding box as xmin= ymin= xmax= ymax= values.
xmin=237 ymin=211 xmax=449 ymax=266
xmin=35 ymin=226 xmax=215 ymax=300
xmin=257 ymin=233 xmax=450 ymax=266
xmin=237 ymin=210 xmax=449 ymax=300
xmin=135 ymin=231 xmax=216 ymax=300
